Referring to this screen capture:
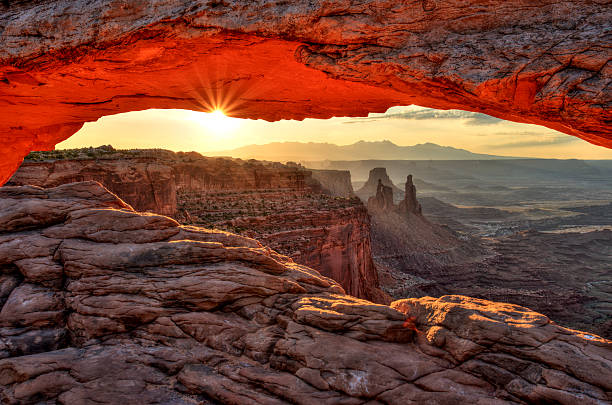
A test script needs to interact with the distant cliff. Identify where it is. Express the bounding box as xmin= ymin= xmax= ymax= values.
xmin=8 ymin=157 xmax=177 ymax=215
xmin=357 ymin=167 xmax=485 ymax=301
xmin=356 ymin=167 xmax=403 ymax=202
xmin=310 ymin=169 xmax=354 ymax=198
